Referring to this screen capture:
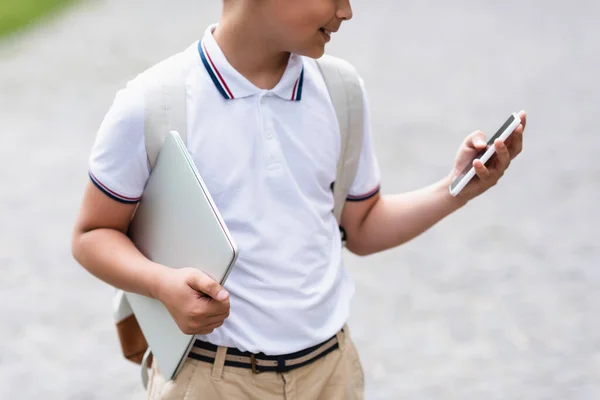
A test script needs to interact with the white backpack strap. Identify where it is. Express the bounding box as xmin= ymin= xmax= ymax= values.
xmin=140 ymin=348 xmax=153 ymax=389
xmin=316 ymin=55 xmax=364 ymax=226
xmin=113 ymin=56 xmax=188 ymax=321
xmin=112 ymin=55 xmax=188 ymax=389
xmin=142 ymin=56 xmax=188 ymax=168
xmin=139 ymin=56 xmax=188 ymax=386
